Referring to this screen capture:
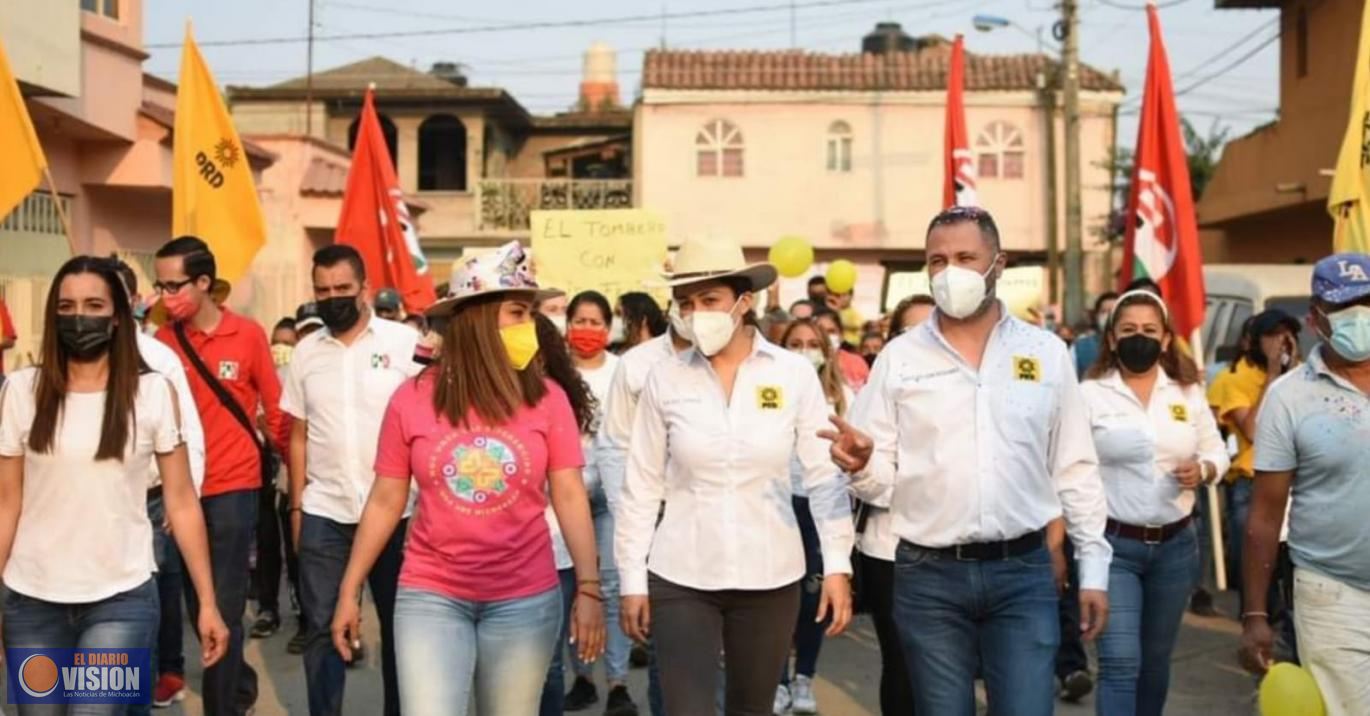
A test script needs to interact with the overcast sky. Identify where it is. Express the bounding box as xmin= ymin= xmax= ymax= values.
xmin=143 ymin=0 xmax=1286 ymax=148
